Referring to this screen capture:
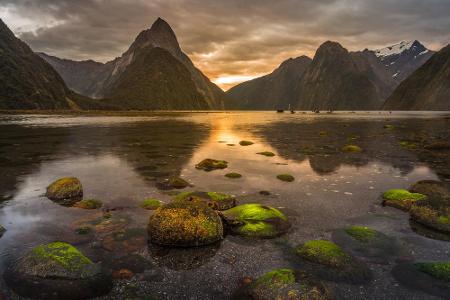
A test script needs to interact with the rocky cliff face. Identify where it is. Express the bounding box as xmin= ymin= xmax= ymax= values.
xmin=40 ymin=18 xmax=225 ymax=110
xmin=383 ymin=44 xmax=450 ymax=110
xmin=226 ymin=56 xmax=312 ymax=109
